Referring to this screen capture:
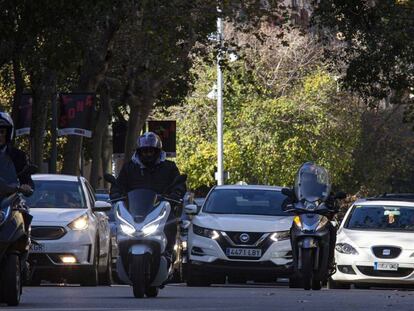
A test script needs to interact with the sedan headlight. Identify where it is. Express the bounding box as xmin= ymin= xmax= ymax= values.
xmin=0 ymin=205 xmax=11 ymax=227
xmin=336 ymin=243 xmax=359 ymax=255
xmin=68 ymin=214 xmax=89 ymax=230
xmin=193 ymin=224 xmax=220 ymax=240
xmin=270 ymin=230 xmax=290 ymax=242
